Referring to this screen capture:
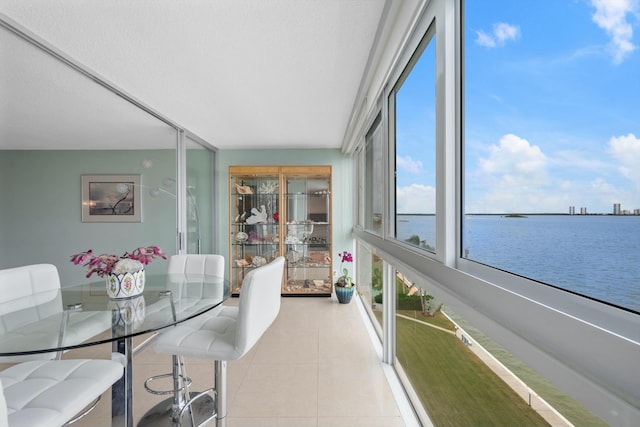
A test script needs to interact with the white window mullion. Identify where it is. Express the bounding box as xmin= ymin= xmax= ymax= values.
xmin=176 ymin=130 xmax=187 ymax=254
xmin=437 ymin=0 xmax=457 ymax=267
xmin=382 ymin=258 xmax=396 ymax=364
